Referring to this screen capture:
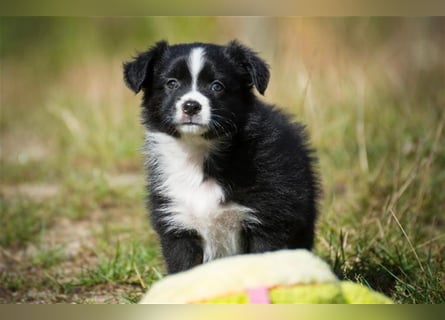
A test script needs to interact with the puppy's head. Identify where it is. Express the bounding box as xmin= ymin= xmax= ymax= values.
xmin=123 ymin=40 xmax=270 ymax=139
